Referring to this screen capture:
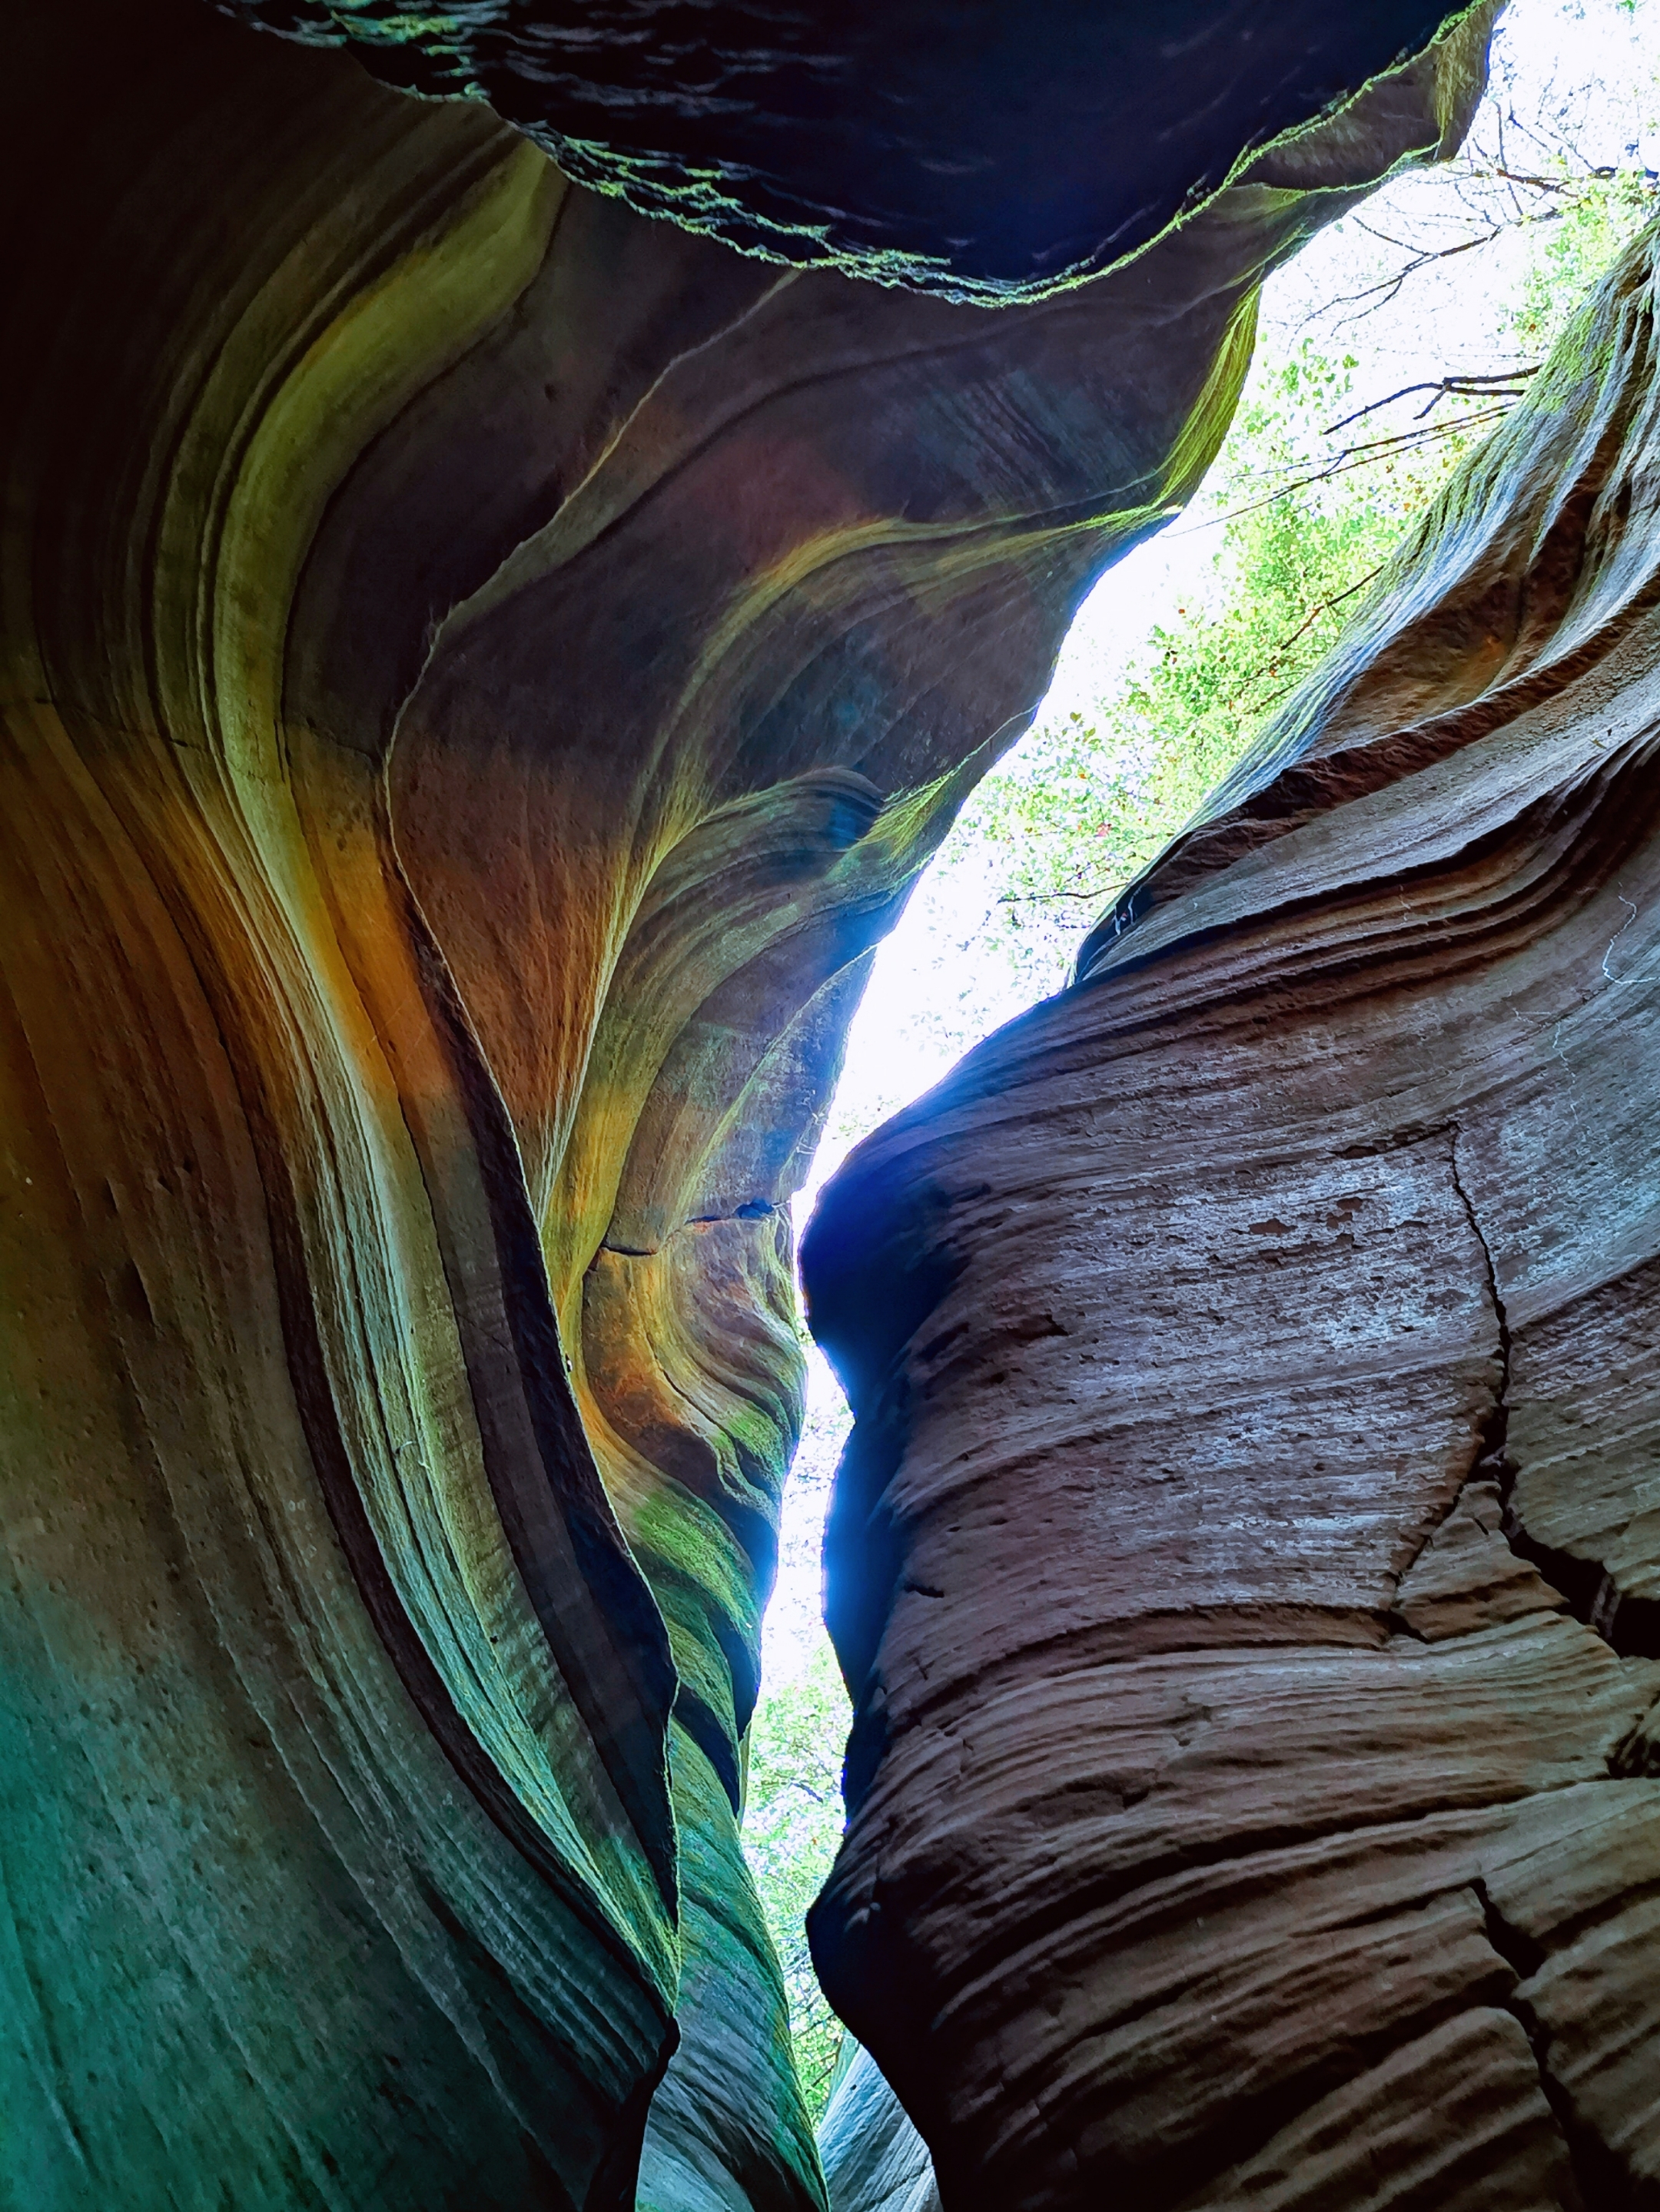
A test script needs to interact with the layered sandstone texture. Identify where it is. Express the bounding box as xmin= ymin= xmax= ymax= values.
xmin=2 ymin=0 xmax=1487 ymax=2205
xmin=805 ymin=223 xmax=1660 ymax=2211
